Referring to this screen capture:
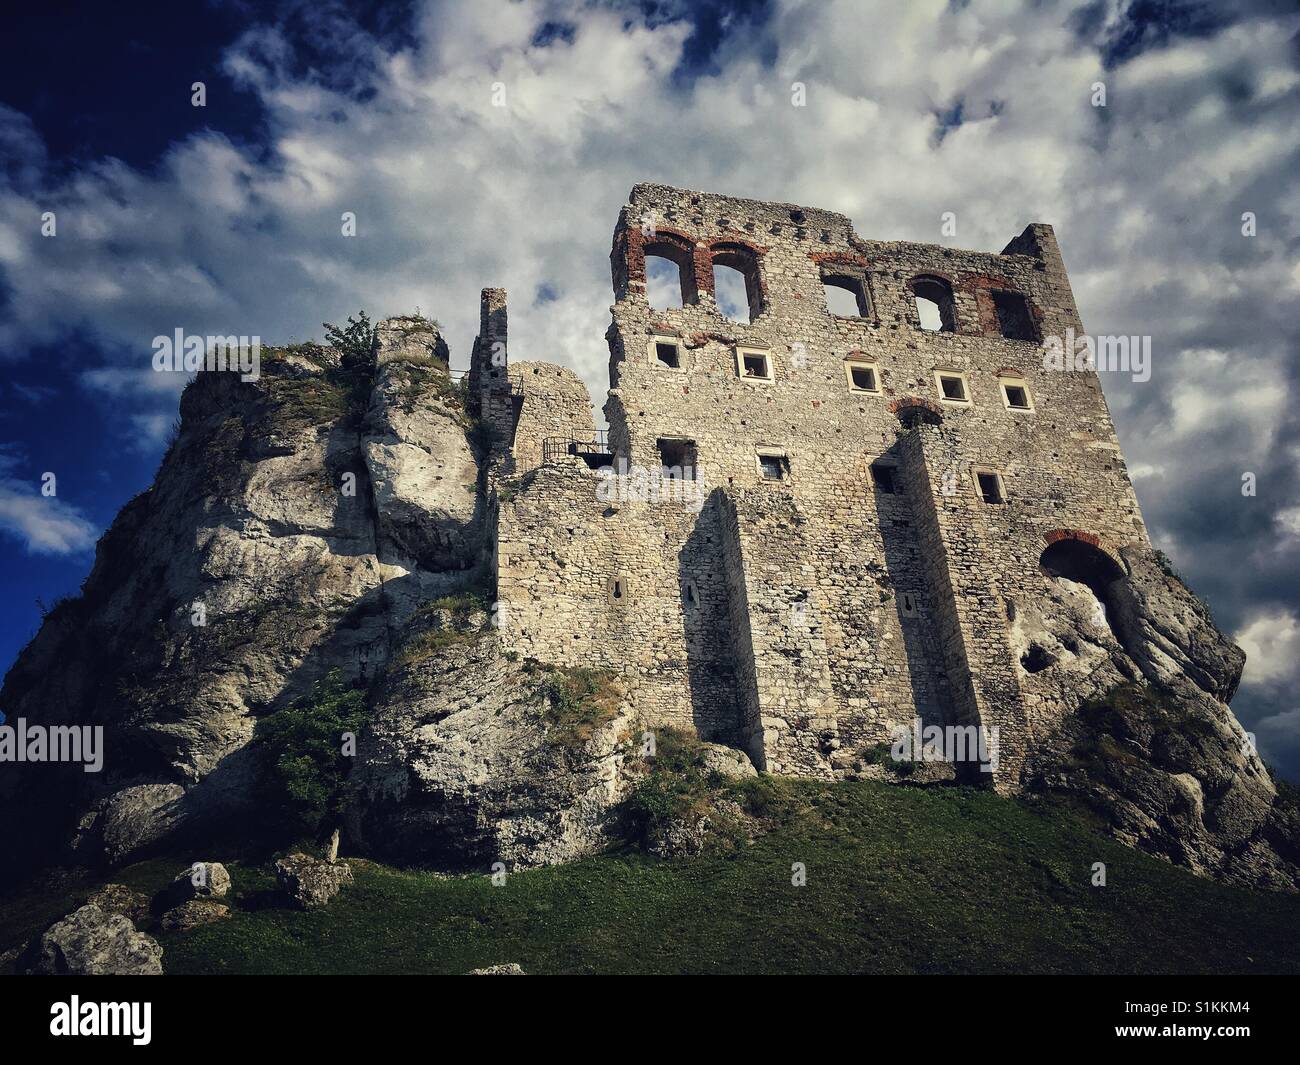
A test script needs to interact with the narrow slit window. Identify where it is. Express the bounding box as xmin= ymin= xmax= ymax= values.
xmin=683 ymin=579 xmax=699 ymax=608
xmin=975 ymin=471 xmax=1006 ymax=505
xmin=608 ymin=576 xmax=628 ymax=603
